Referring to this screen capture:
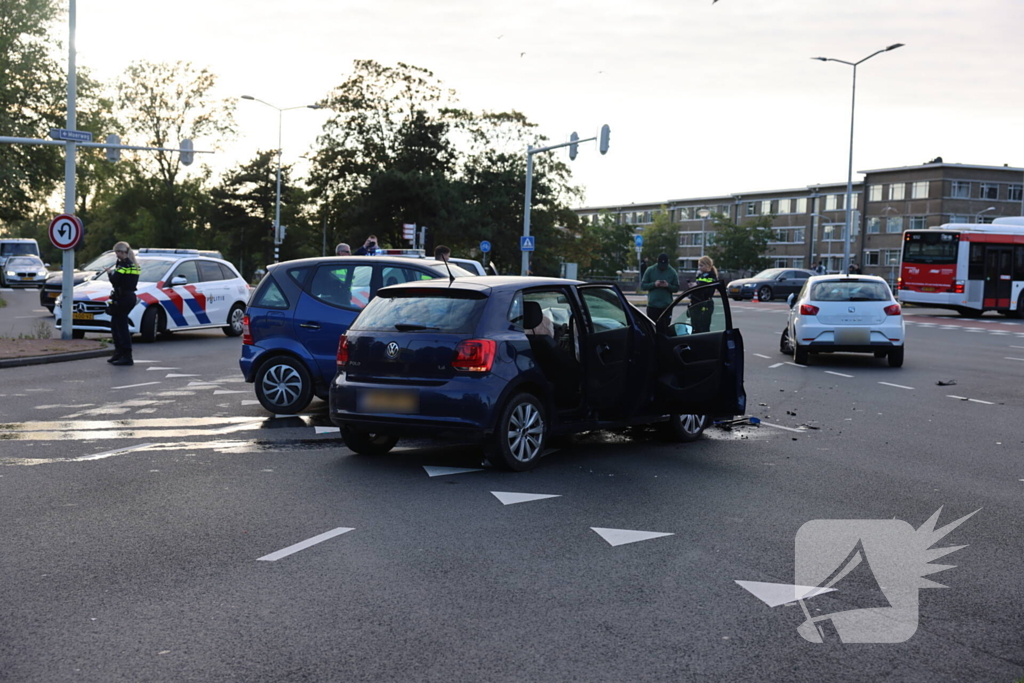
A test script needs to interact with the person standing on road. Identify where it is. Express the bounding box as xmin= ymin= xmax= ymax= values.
xmin=107 ymin=241 xmax=140 ymax=366
xmin=815 ymin=260 xmax=827 ymax=275
xmin=689 ymin=255 xmax=719 ymax=334
xmin=641 ymin=253 xmax=679 ymax=322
